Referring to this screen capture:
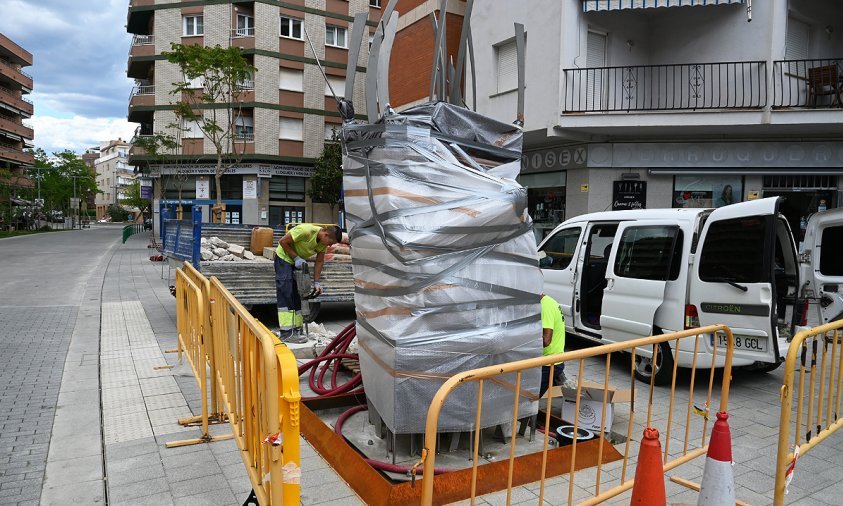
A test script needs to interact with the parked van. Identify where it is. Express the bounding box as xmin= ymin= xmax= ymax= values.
xmin=537 ymin=197 xmax=843 ymax=384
